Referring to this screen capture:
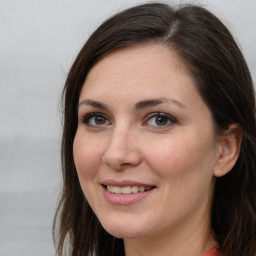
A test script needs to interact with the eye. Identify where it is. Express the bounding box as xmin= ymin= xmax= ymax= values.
xmin=82 ymin=112 xmax=111 ymax=127
xmin=143 ymin=112 xmax=177 ymax=128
